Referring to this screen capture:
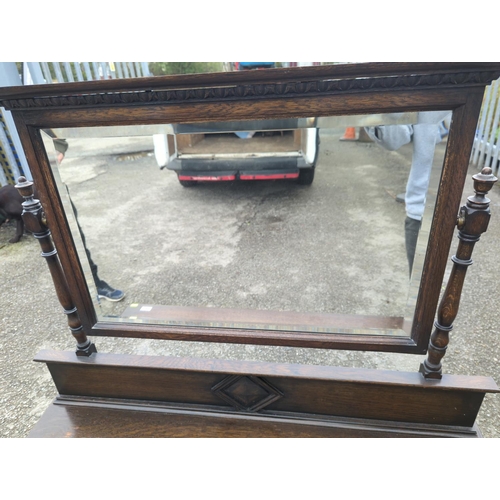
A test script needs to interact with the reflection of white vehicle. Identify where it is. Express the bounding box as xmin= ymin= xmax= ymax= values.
xmin=153 ymin=114 xmax=425 ymax=189
xmin=158 ymin=119 xmax=320 ymax=187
